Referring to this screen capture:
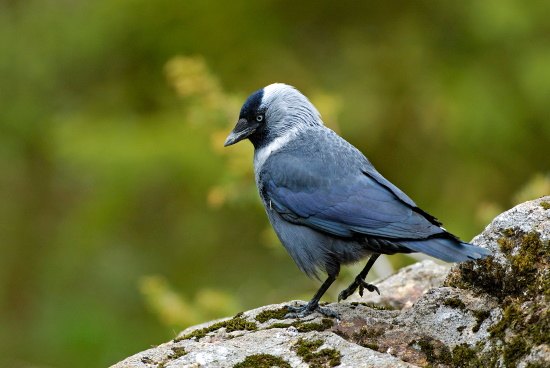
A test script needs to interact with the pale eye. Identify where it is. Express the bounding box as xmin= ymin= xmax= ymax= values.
xmin=256 ymin=115 xmax=264 ymax=122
